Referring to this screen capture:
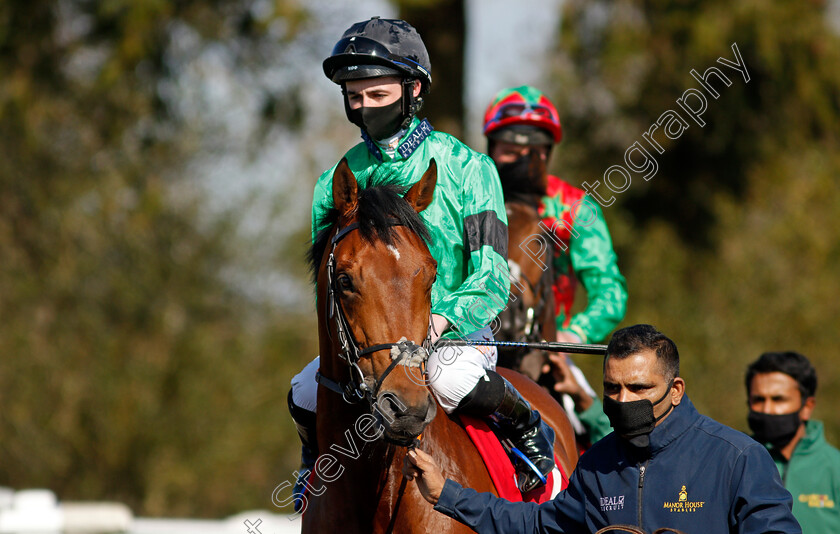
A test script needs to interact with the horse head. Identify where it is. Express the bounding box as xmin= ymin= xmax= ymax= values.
xmin=312 ymin=158 xmax=439 ymax=445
